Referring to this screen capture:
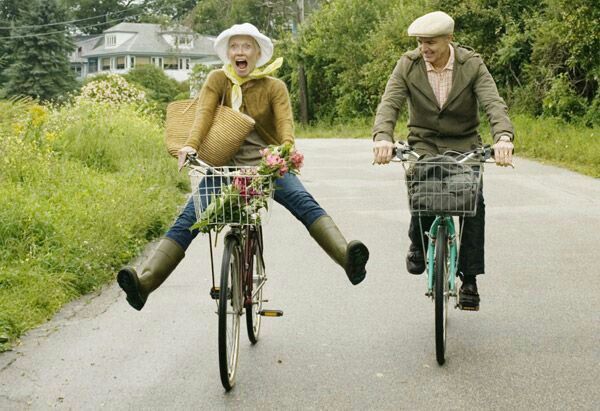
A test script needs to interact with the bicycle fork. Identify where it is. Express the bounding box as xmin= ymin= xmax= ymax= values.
xmin=425 ymin=217 xmax=458 ymax=299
